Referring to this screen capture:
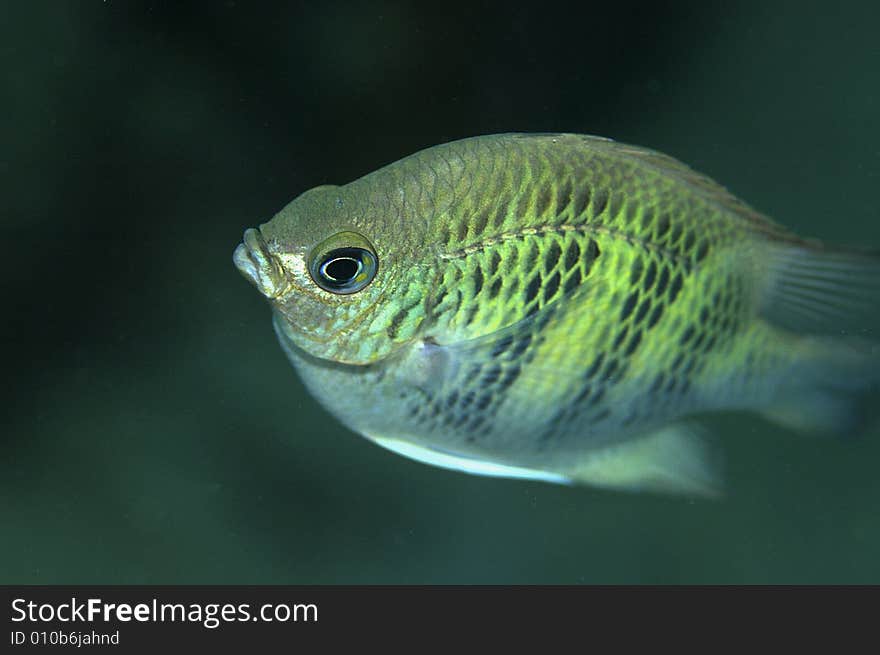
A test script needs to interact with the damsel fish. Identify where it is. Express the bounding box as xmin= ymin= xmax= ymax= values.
xmin=234 ymin=134 xmax=879 ymax=496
